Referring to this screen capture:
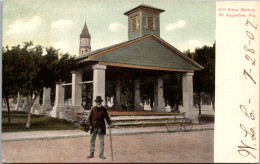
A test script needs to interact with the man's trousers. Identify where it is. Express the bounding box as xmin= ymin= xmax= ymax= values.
xmin=89 ymin=125 xmax=104 ymax=156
